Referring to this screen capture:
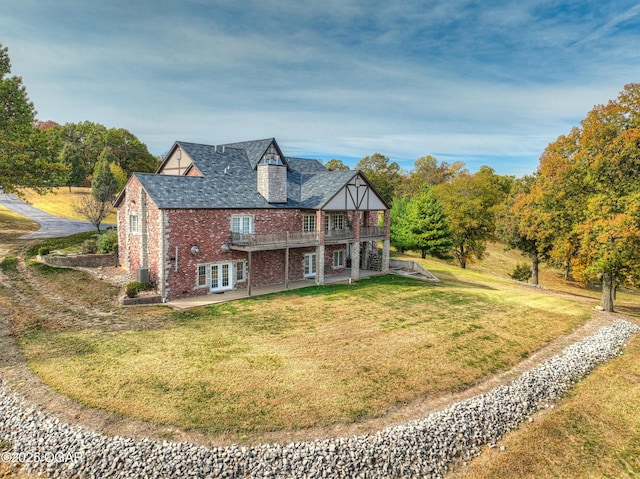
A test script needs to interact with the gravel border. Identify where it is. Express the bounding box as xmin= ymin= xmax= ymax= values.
xmin=1 ymin=319 xmax=638 ymax=478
